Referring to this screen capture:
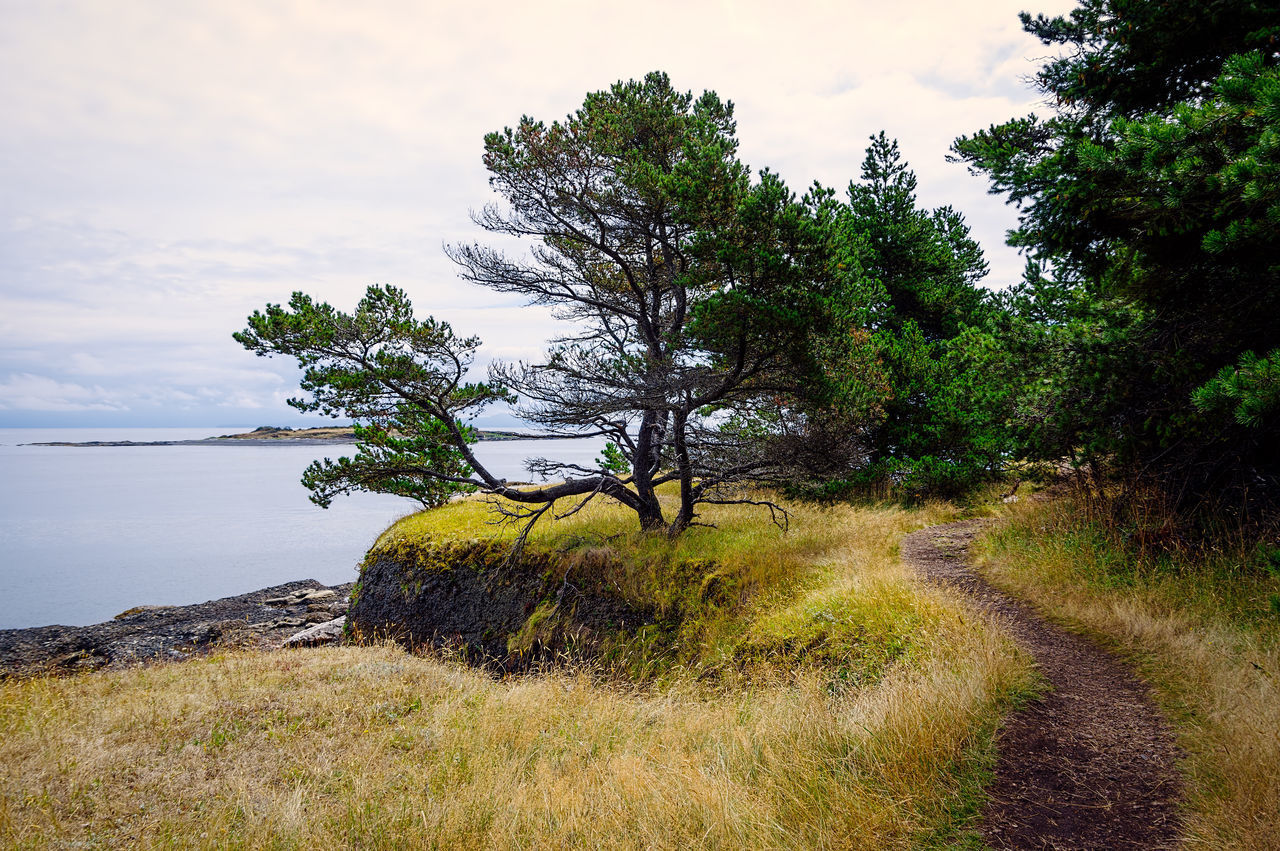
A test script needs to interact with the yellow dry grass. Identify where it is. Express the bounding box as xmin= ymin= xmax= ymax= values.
xmin=980 ymin=496 xmax=1280 ymax=850
xmin=0 ymin=500 xmax=1032 ymax=849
